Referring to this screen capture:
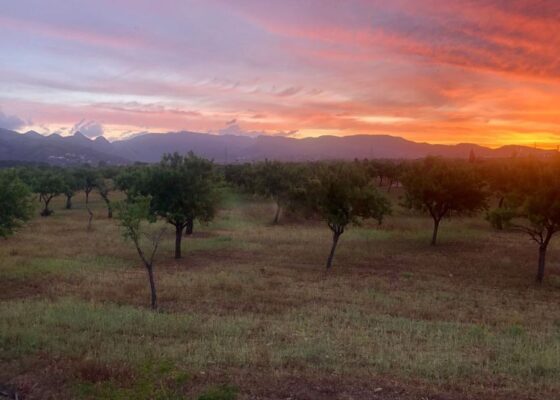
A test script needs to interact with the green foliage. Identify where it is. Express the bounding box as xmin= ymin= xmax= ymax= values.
xmin=402 ymin=157 xmax=487 ymax=244
xmin=61 ymin=168 xmax=82 ymax=196
xmin=33 ymin=169 xmax=66 ymax=216
xmin=96 ymin=177 xmax=115 ymax=217
xmin=402 ymin=157 xmax=487 ymax=217
xmin=115 ymin=196 xmax=162 ymax=309
xmin=115 ymin=196 xmax=155 ymax=245
xmin=294 ymin=162 xmax=391 ymax=268
xmin=223 ymin=163 xmax=256 ymax=193
xmin=142 ymin=153 xmax=221 ymax=227
xmin=75 ymin=166 xmax=99 ymax=202
xmin=489 ymin=160 xmax=560 ymax=282
xmin=253 ymin=161 xmax=301 ymax=202
xmin=126 ymin=152 xmax=222 ymax=258
xmin=115 ymin=166 xmax=148 ymax=196
xmin=0 ymin=170 xmax=34 ymax=238
xmin=253 ymin=161 xmax=309 ymax=223
xmin=486 ymin=207 xmax=516 ymax=230
xmin=302 ymin=162 xmax=391 ymax=230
